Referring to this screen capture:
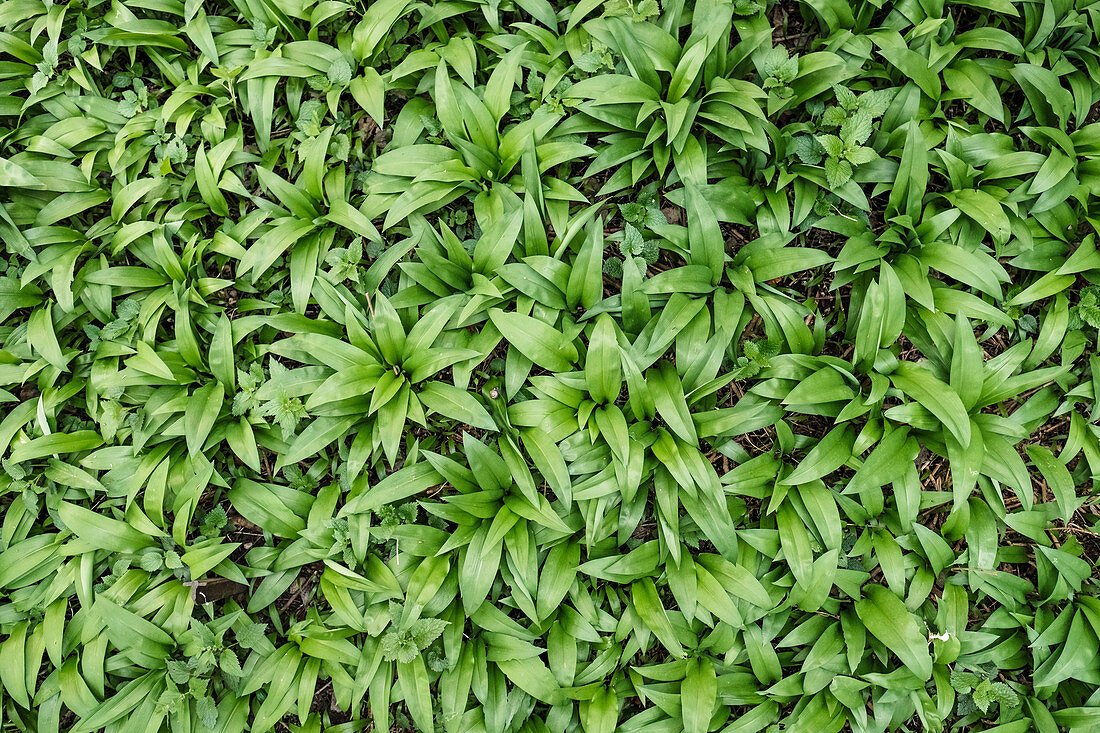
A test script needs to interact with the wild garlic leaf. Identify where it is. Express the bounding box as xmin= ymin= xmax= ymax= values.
xmin=3 ymin=0 xmax=1094 ymax=730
